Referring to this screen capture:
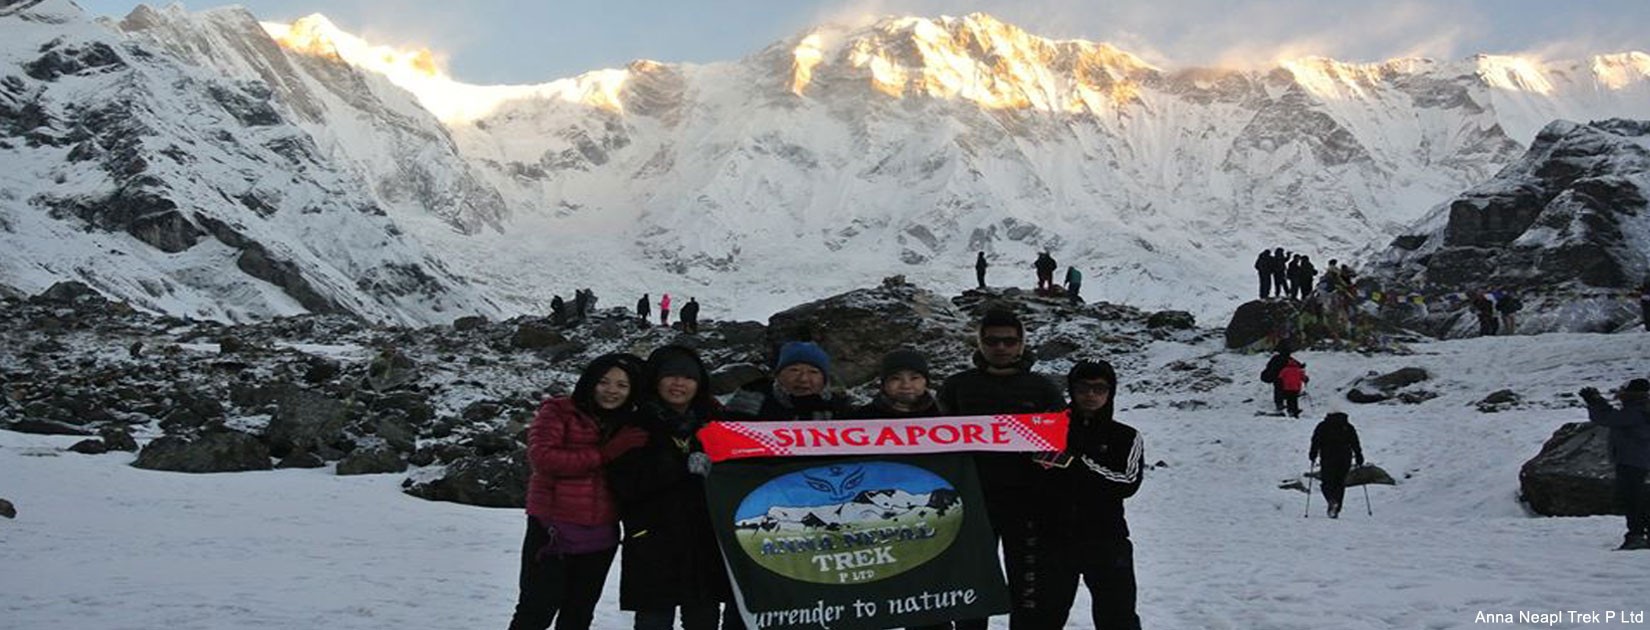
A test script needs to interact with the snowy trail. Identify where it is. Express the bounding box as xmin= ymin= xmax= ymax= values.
xmin=4 ymin=332 xmax=1649 ymax=629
